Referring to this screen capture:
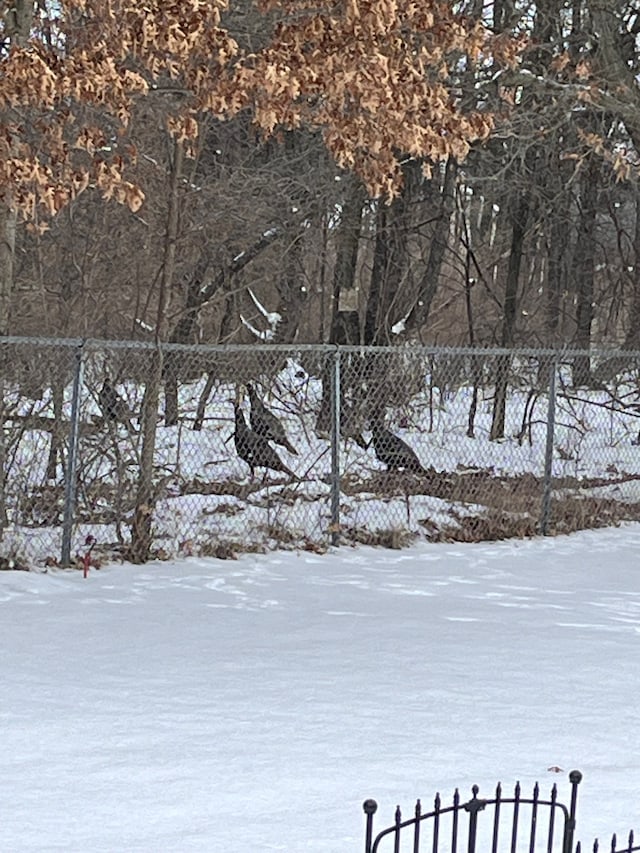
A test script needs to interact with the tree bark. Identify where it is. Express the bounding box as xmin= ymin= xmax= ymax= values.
xmin=572 ymin=156 xmax=599 ymax=386
xmin=364 ymin=202 xmax=389 ymax=345
xmin=330 ymin=179 xmax=365 ymax=346
xmin=0 ymin=0 xmax=33 ymax=329
xmin=0 ymin=1 xmax=34 ymax=536
xmin=0 ymin=197 xmax=16 ymax=336
xmin=403 ymin=158 xmax=457 ymax=338
xmin=316 ymin=181 xmax=364 ymax=436
xmin=363 ymin=165 xmax=417 ymax=345
xmin=0 ymin=199 xmax=15 ymax=530
xmin=542 ymin=144 xmax=572 ymax=345
xmin=624 ymin=186 xmax=640 ymax=349
xmin=490 ymin=191 xmax=531 ymax=440
xmin=130 ymin=140 xmax=184 ymax=562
